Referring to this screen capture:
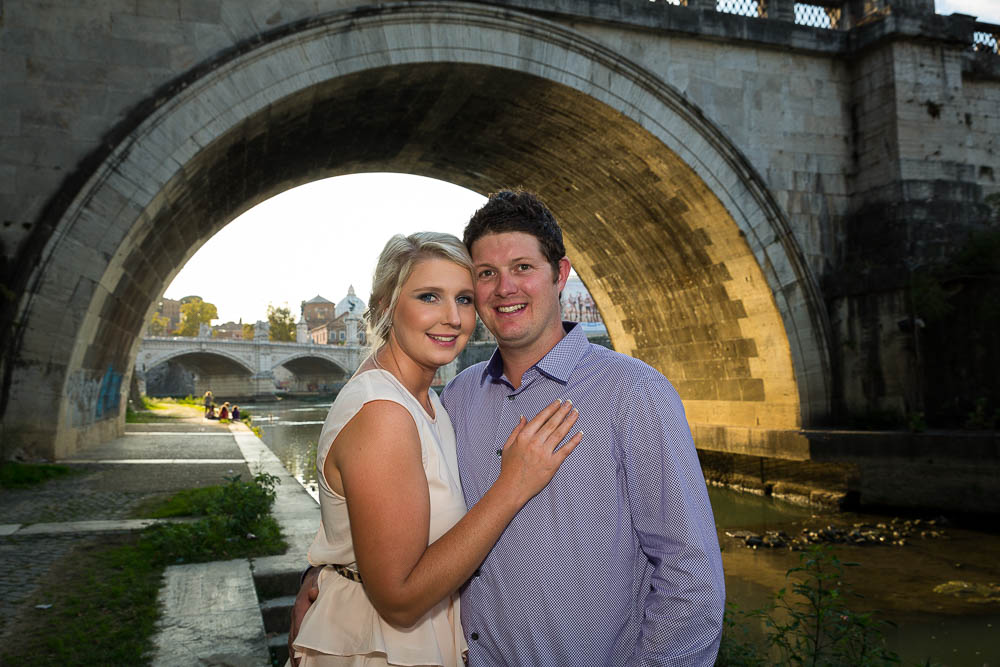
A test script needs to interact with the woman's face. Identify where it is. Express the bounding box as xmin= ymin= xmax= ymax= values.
xmin=389 ymin=257 xmax=476 ymax=371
